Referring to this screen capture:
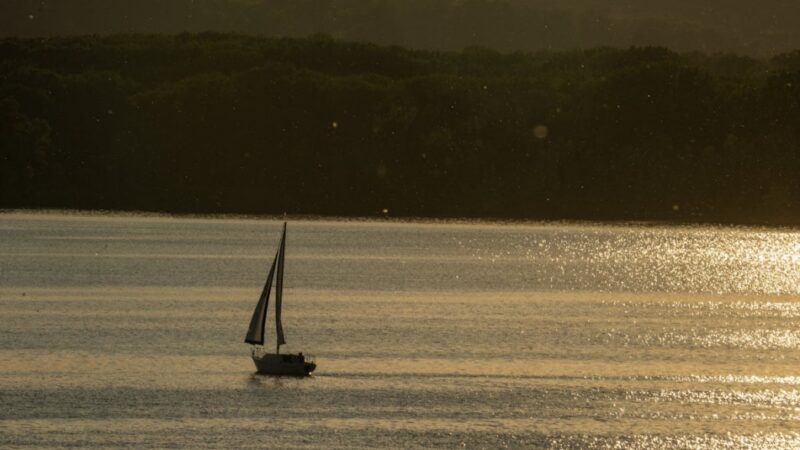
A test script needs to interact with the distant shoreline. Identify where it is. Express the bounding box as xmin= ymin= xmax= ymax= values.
xmin=4 ymin=35 xmax=800 ymax=229
xmin=3 ymin=208 xmax=797 ymax=232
